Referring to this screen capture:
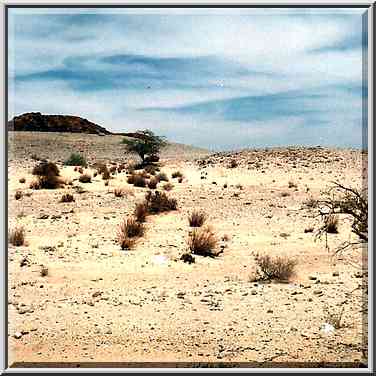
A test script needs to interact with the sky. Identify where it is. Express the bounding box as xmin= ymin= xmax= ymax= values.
xmin=8 ymin=7 xmax=368 ymax=151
